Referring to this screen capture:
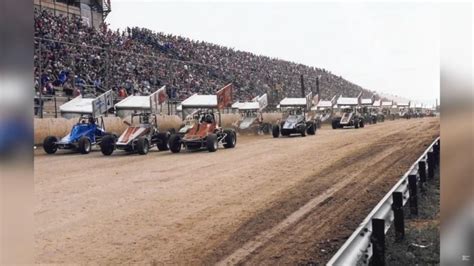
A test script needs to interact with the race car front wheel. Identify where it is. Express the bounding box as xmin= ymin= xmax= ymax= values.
xmin=43 ymin=136 xmax=58 ymax=154
xmin=78 ymin=137 xmax=91 ymax=154
xmin=207 ymin=134 xmax=218 ymax=152
xmin=137 ymin=137 xmax=149 ymax=155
